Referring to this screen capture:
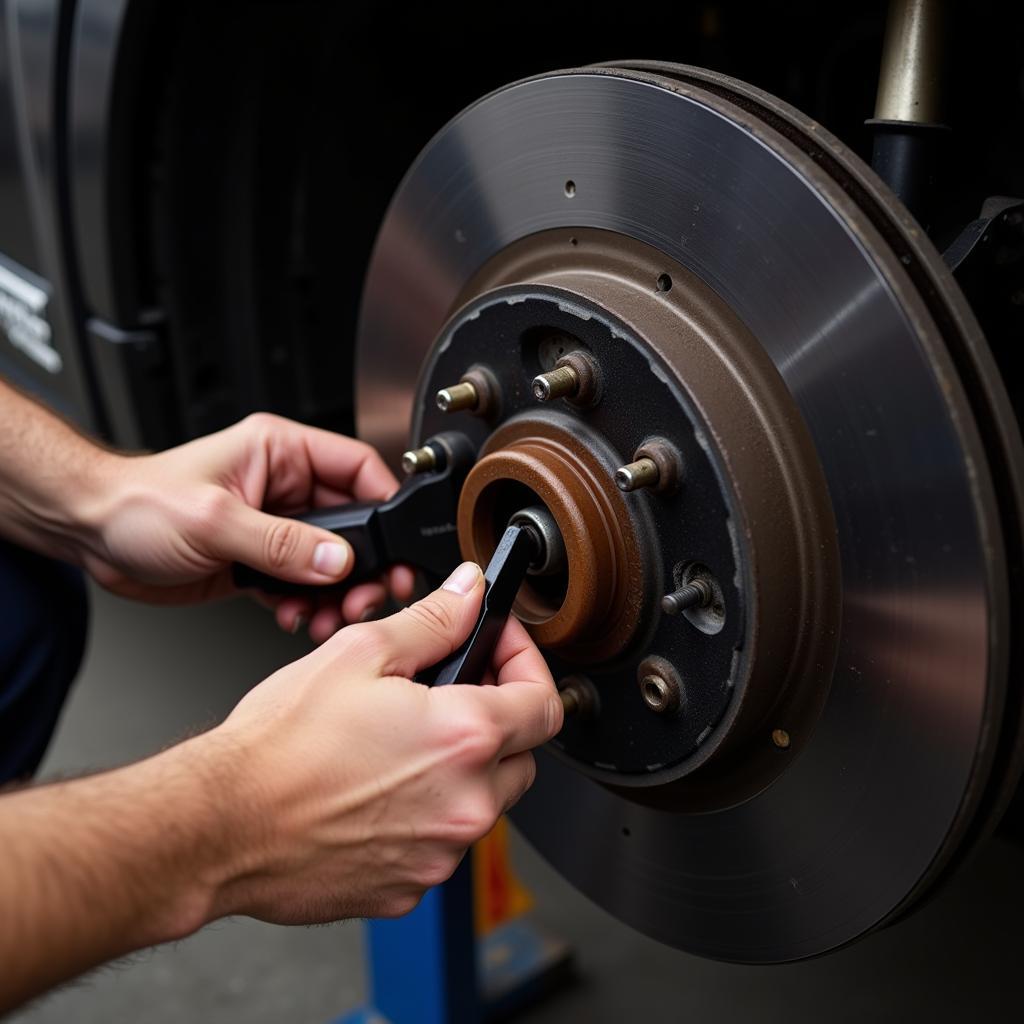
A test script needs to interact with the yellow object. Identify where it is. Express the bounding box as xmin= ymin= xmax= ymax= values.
xmin=472 ymin=816 xmax=534 ymax=935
